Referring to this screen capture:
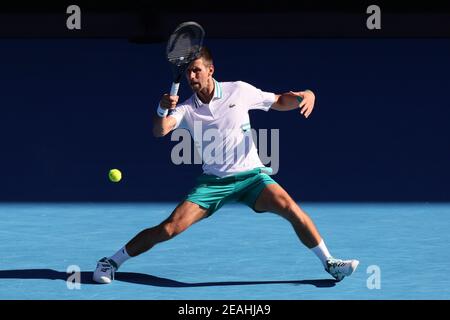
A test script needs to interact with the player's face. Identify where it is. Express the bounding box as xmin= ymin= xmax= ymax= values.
xmin=186 ymin=58 xmax=214 ymax=92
